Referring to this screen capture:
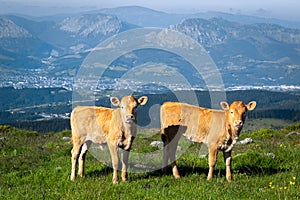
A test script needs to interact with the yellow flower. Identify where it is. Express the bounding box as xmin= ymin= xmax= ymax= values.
xmin=280 ymin=143 xmax=287 ymax=148
xmin=268 ymin=182 xmax=275 ymax=189
xmin=290 ymin=181 xmax=295 ymax=185
xmin=293 ymin=176 xmax=296 ymax=180
xmin=284 ymin=186 xmax=287 ymax=190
